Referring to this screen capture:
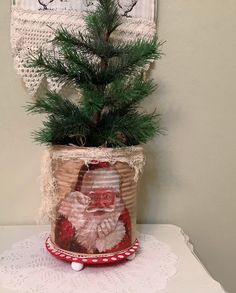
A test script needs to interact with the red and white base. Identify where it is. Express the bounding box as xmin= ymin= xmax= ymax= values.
xmin=45 ymin=237 xmax=139 ymax=271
